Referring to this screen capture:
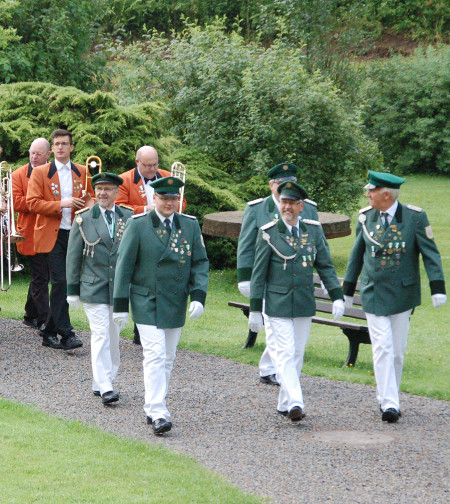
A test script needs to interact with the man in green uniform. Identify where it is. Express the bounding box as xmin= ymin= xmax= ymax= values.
xmin=237 ymin=163 xmax=321 ymax=386
xmin=249 ymin=181 xmax=344 ymax=421
xmin=66 ymin=172 xmax=133 ymax=405
xmin=113 ymin=176 xmax=209 ymax=435
xmin=343 ymin=170 xmax=446 ymax=423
